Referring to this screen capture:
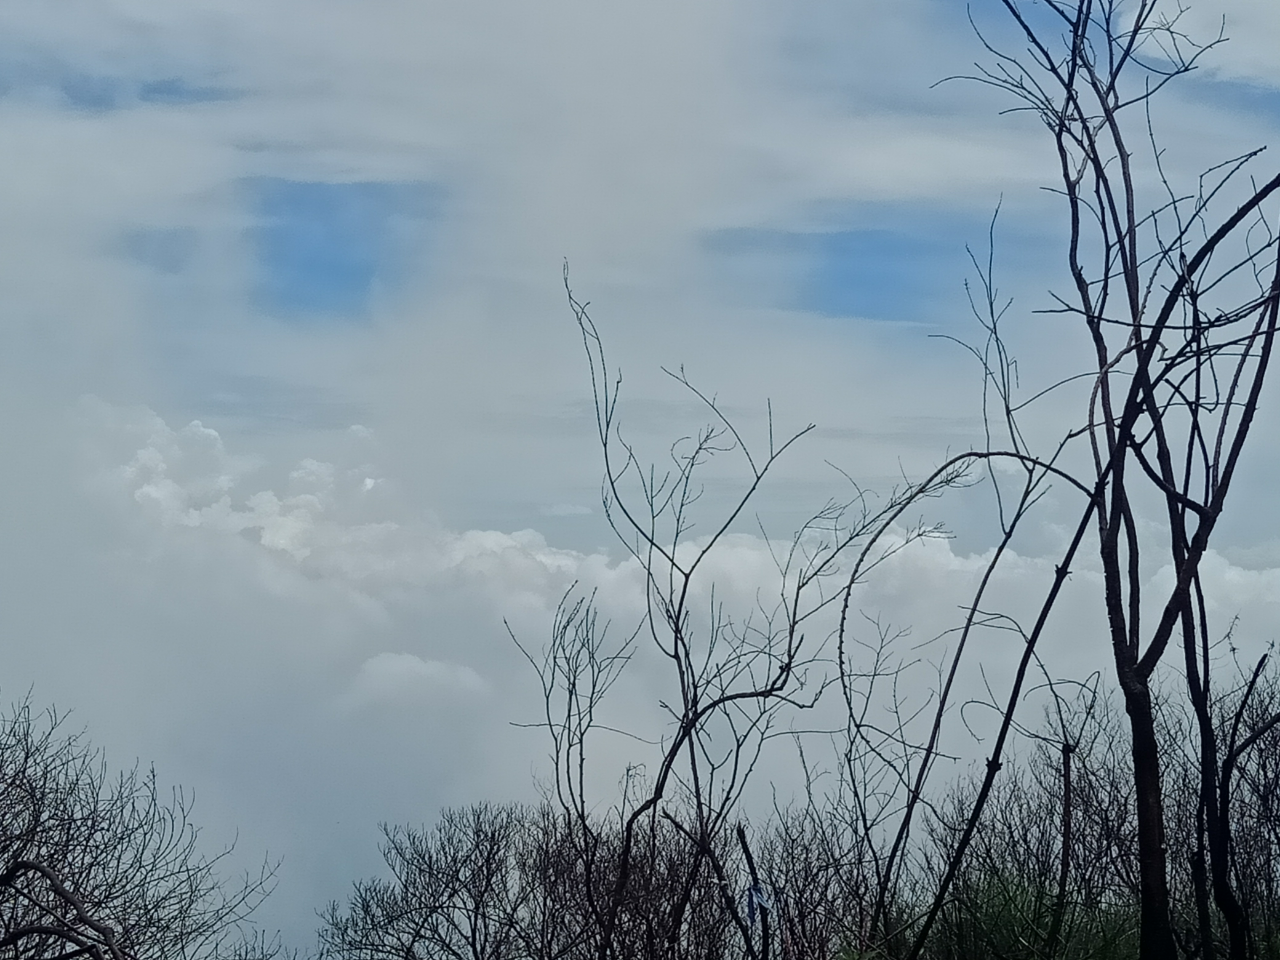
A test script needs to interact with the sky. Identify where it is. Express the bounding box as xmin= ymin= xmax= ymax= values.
xmin=1 ymin=0 xmax=1280 ymax=949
